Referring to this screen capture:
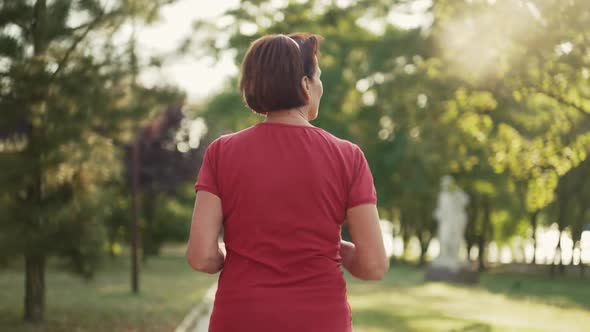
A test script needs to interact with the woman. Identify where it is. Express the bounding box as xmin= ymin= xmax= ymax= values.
xmin=185 ymin=33 xmax=389 ymax=332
